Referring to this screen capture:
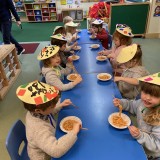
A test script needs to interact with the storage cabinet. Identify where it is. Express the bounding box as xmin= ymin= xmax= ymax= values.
xmin=24 ymin=2 xmax=57 ymax=22
xmin=0 ymin=45 xmax=21 ymax=100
